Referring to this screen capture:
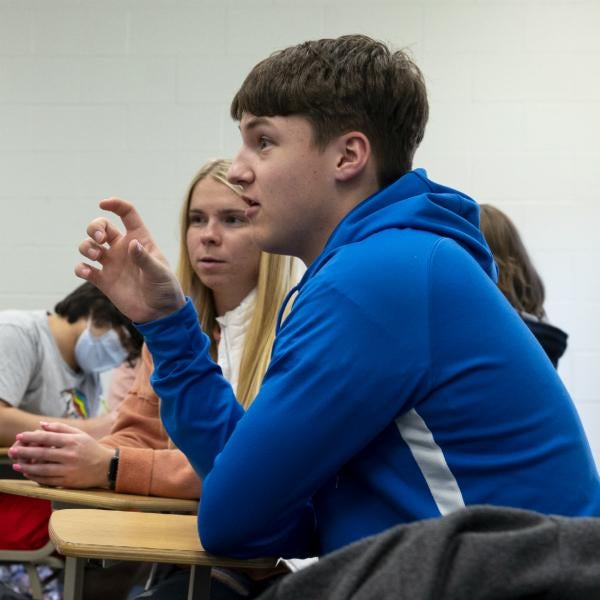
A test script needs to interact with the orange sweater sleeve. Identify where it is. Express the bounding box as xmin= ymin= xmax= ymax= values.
xmin=99 ymin=345 xmax=201 ymax=500
xmin=104 ymin=360 xmax=140 ymax=413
